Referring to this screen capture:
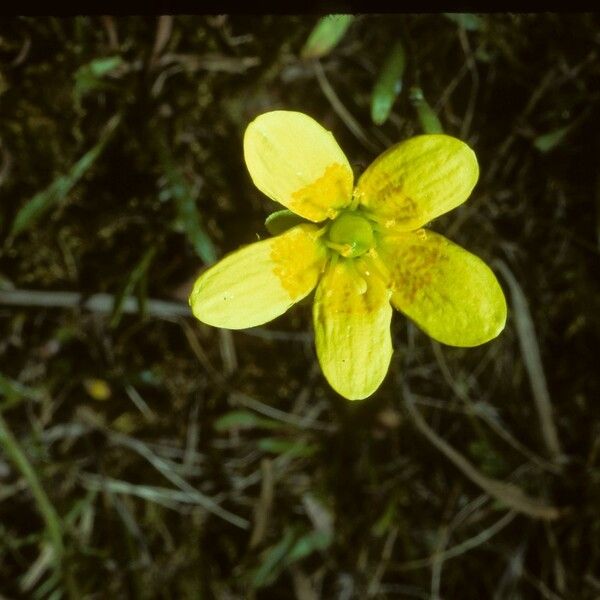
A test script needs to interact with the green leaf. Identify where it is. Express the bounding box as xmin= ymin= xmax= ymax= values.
xmin=74 ymin=55 xmax=124 ymax=102
xmin=285 ymin=529 xmax=332 ymax=563
xmin=533 ymin=125 xmax=571 ymax=153
xmin=158 ymin=145 xmax=217 ymax=265
xmin=0 ymin=373 xmax=44 ymax=405
xmin=110 ymin=246 xmax=157 ymax=328
xmin=409 ymin=87 xmax=443 ymax=134
xmin=249 ymin=526 xmax=331 ymax=589
xmin=258 ymin=437 xmax=318 ymax=458
xmin=301 ymin=15 xmax=354 ymax=60
xmin=444 ymin=13 xmax=483 ymax=31
xmin=10 ymin=115 xmax=120 ymax=238
xmin=264 ymin=210 xmax=307 ymax=236
xmin=372 ymin=497 xmax=398 ymax=537
xmin=371 ymin=41 xmax=406 ymax=125
xmin=250 ymin=527 xmax=296 ymax=588
xmin=213 ymin=410 xmax=279 ymax=432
